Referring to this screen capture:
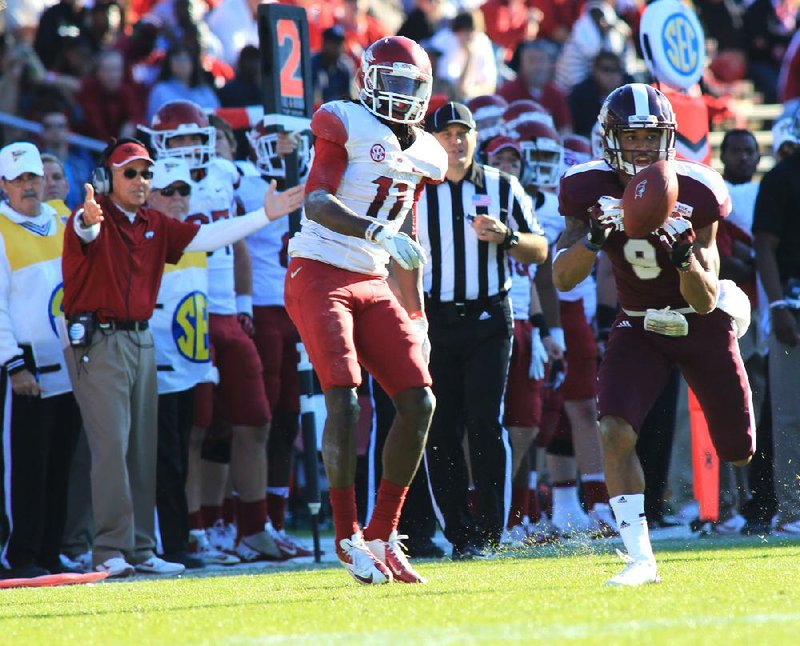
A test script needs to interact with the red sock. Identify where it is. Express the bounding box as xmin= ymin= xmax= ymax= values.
xmin=528 ymin=489 xmax=541 ymax=522
xmin=329 ymin=486 xmax=360 ymax=560
xmin=363 ymin=479 xmax=408 ymax=542
xmin=201 ymin=504 xmax=223 ymax=528
xmin=507 ymin=485 xmax=530 ymax=528
xmin=237 ymin=499 xmax=267 ymax=538
xmin=188 ymin=510 xmax=204 ymax=531
xmin=222 ymin=497 xmax=236 ymax=525
xmin=467 ymin=487 xmax=479 ymax=517
xmin=267 ymin=493 xmax=287 ymax=530
xmin=582 ymin=480 xmax=609 ymax=509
